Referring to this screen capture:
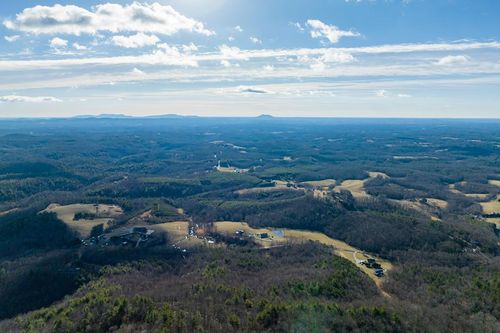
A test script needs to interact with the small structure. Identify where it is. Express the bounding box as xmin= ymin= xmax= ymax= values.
xmin=272 ymin=230 xmax=285 ymax=238
xmin=363 ymin=258 xmax=382 ymax=269
xmin=235 ymin=230 xmax=245 ymax=237
xmin=257 ymin=232 xmax=269 ymax=239
xmin=374 ymin=269 xmax=385 ymax=277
